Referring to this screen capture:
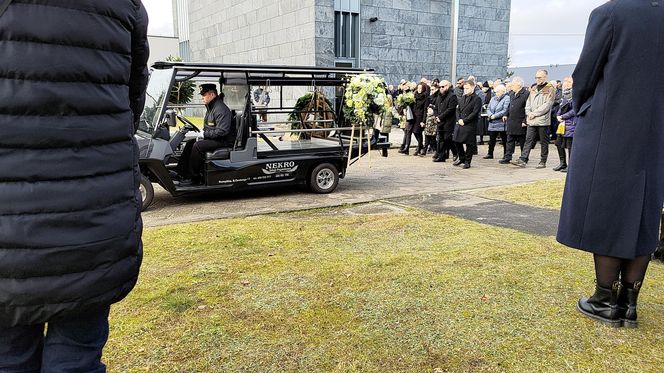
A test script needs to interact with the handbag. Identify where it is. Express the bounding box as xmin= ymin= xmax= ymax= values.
xmin=406 ymin=106 xmax=414 ymax=121
xmin=556 ymin=121 xmax=565 ymax=135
